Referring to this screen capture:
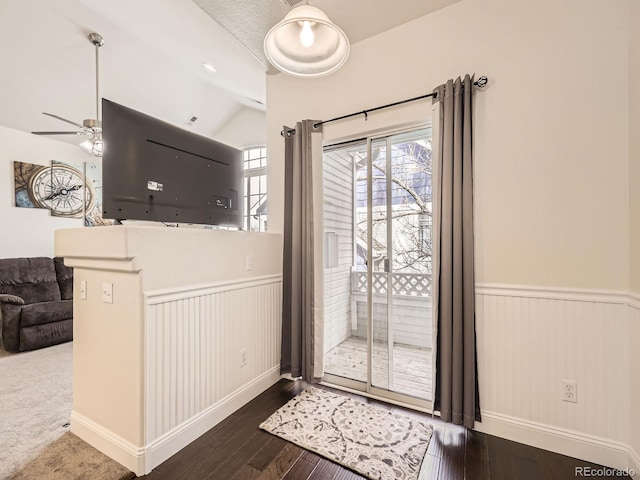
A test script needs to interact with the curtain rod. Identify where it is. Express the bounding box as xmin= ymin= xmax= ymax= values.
xmin=281 ymin=76 xmax=488 ymax=136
